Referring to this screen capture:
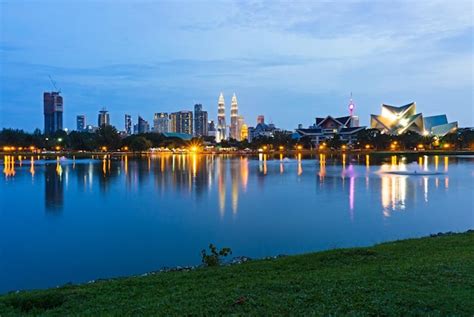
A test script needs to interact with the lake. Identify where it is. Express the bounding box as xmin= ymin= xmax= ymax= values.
xmin=1 ymin=153 xmax=473 ymax=293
